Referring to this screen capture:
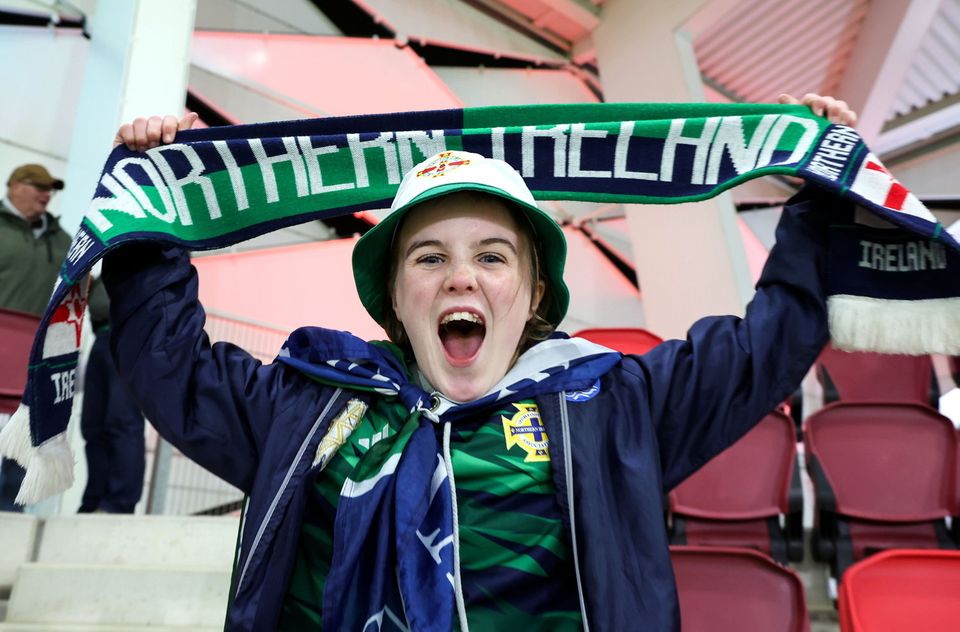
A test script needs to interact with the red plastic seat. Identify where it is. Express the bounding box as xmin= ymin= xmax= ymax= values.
xmin=669 ymin=411 xmax=803 ymax=562
xmin=572 ymin=327 xmax=663 ymax=355
xmin=838 ymin=549 xmax=960 ymax=632
xmin=0 ymin=308 xmax=40 ymax=414
xmin=815 ymin=343 xmax=937 ymax=406
xmin=670 ymin=546 xmax=810 ymax=632
xmin=804 ymin=402 xmax=958 ymax=579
